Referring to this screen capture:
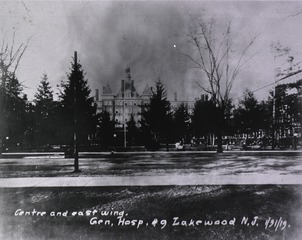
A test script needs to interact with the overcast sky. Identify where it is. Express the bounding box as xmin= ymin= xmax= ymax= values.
xmin=1 ymin=0 xmax=302 ymax=102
